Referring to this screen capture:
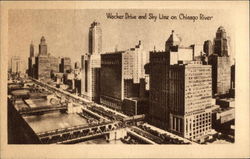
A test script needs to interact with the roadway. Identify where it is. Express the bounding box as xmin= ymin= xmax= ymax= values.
xmin=28 ymin=77 xmax=196 ymax=145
